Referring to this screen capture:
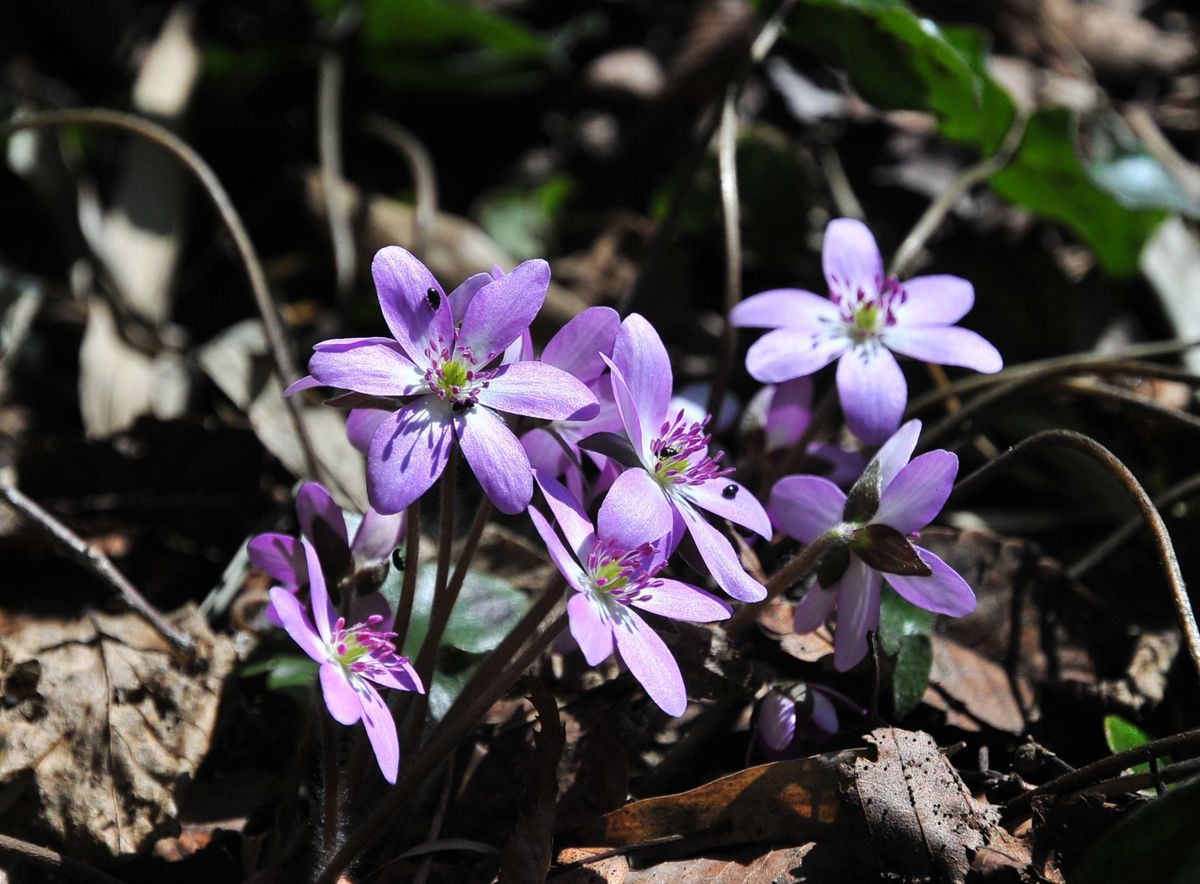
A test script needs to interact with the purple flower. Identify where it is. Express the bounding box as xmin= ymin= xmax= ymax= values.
xmin=528 ymin=470 xmax=731 ymax=716
xmin=291 ymin=248 xmax=599 ymax=515
xmin=269 ymin=539 xmax=423 ymax=783
xmin=768 ymin=419 xmax=976 ymax=671
xmin=598 ymin=315 xmax=771 ymax=602
xmin=757 ymin=685 xmax=841 ymax=752
xmin=744 ymin=378 xmax=864 ymax=487
xmin=730 ymin=219 xmax=1002 ymax=443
